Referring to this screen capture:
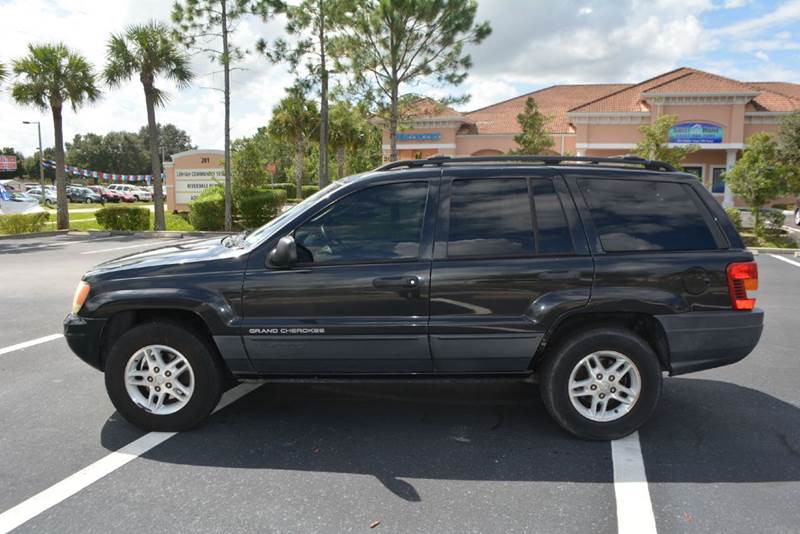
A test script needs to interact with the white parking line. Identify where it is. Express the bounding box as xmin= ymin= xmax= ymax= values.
xmin=612 ymin=432 xmax=657 ymax=534
xmin=80 ymin=239 xmax=184 ymax=255
xmin=0 ymin=334 xmax=63 ymax=356
xmin=0 ymin=382 xmax=261 ymax=534
xmin=770 ymin=253 xmax=800 ymax=268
